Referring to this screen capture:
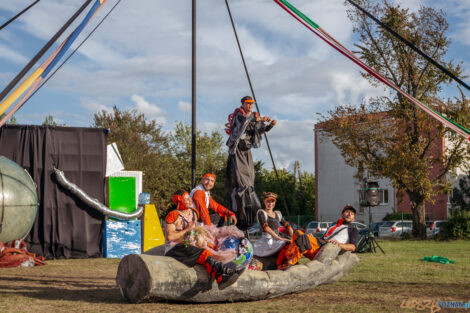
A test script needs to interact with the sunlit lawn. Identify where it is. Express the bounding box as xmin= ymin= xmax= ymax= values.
xmin=0 ymin=240 xmax=469 ymax=312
